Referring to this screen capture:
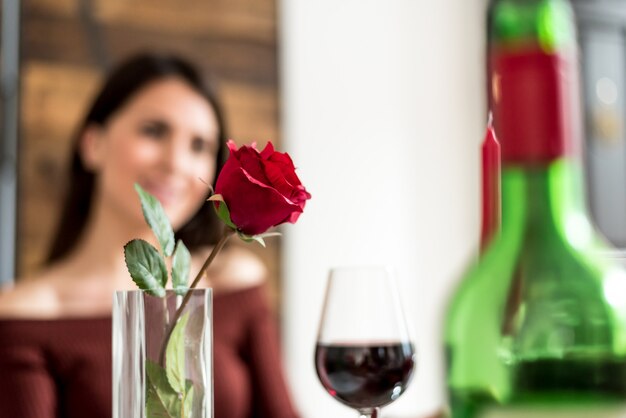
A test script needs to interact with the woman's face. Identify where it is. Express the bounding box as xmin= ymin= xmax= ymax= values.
xmin=84 ymin=77 xmax=220 ymax=231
